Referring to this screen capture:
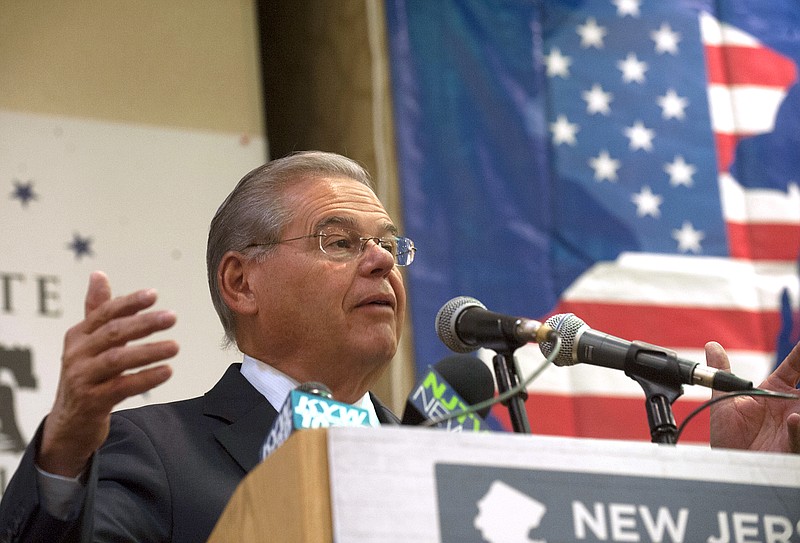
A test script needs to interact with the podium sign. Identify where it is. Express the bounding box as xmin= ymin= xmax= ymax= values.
xmin=210 ymin=427 xmax=800 ymax=542
xmin=437 ymin=464 xmax=800 ymax=542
